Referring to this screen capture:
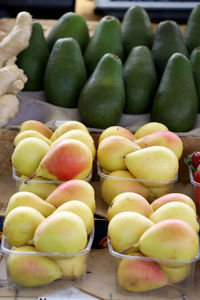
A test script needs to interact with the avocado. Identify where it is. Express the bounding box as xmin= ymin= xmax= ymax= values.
xmin=84 ymin=15 xmax=124 ymax=75
xmin=47 ymin=12 xmax=90 ymax=52
xmin=123 ymin=45 xmax=158 ymax=114
xmin=151 ymin=53 xmax=198 ymax=132
xmin=78 ymin=53 xmax=125 ymax=129
xmin=190 ymin=47 xmax=200 ymax=111
xmin=121 ymin=6 xmax=154 ymax=58
xmin=16 ymin=21 xmax=49 ymax=91
xmin=152 ymin=20 xmax=188 ymax=77
xmin=184 ymin=5 xmax=200 ymax=54
xmin=44 ymin=37 xmax=87 ymax=108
